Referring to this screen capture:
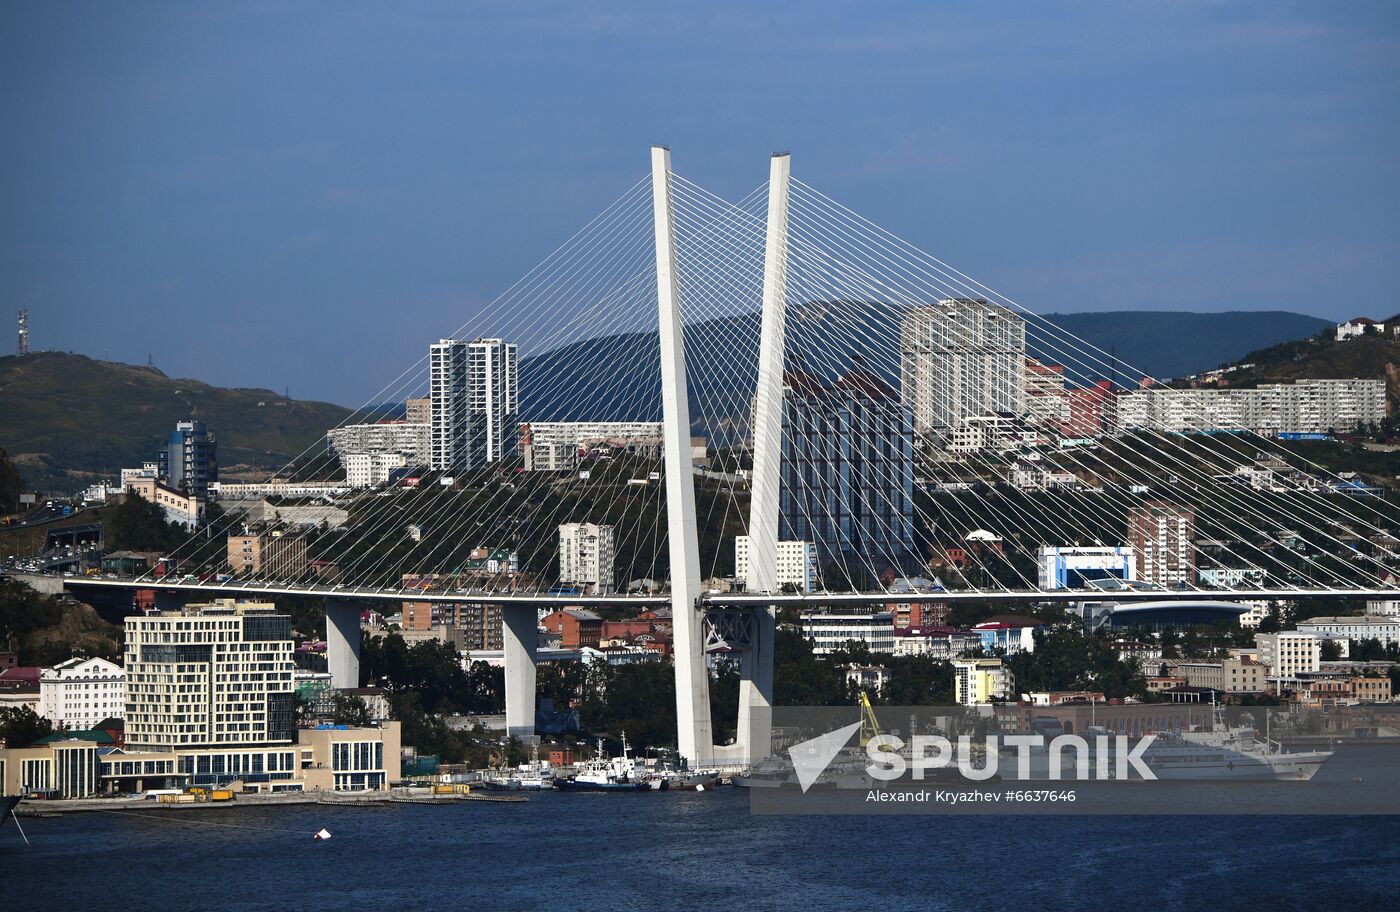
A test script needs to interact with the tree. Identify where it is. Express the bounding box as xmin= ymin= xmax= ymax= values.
xmin=0 ymin=706 xmax=53 ymax=748
xmin=1319 ymin=639 xmax=1344 ymax=661
xmin=330 ymin=693 xmax=371 ymax=726
xmin=106 ymin=494 xmax=189 ymax=552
